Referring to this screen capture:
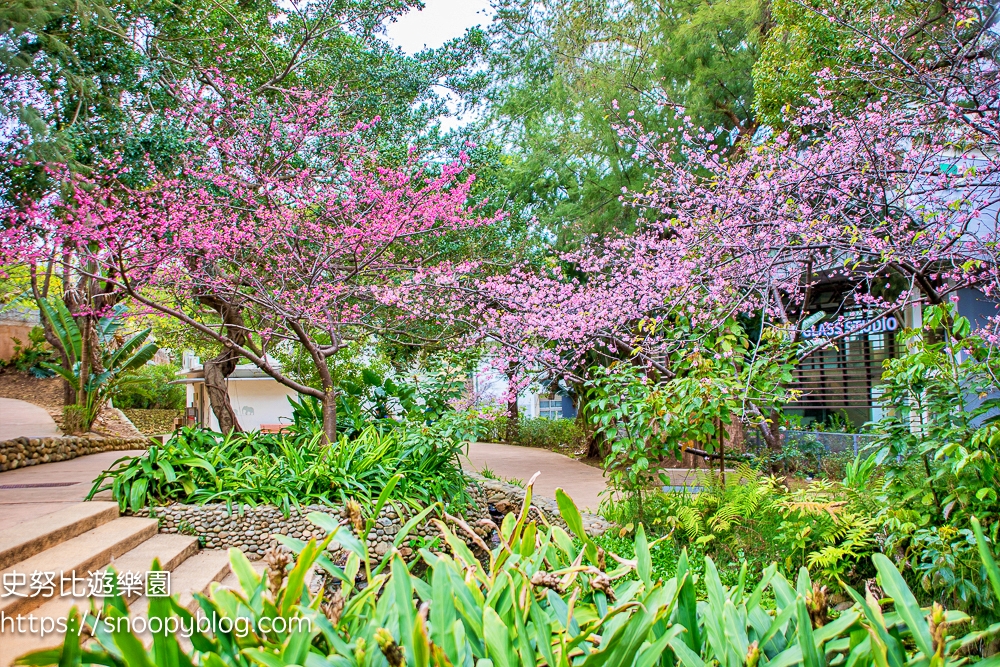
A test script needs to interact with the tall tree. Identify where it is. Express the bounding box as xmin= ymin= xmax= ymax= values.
xmin=474 ymin=0 xmax=770 ymax=247
xmin=6 ymin=81 xmax=501 ymax=444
